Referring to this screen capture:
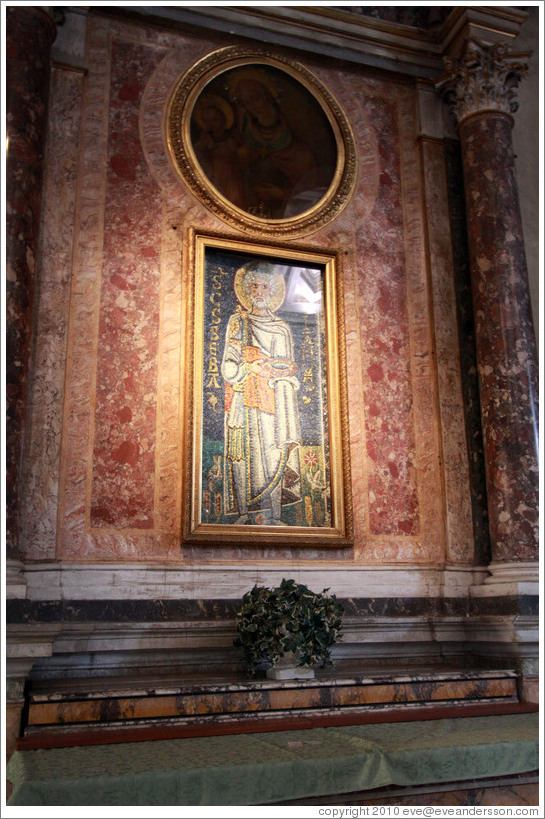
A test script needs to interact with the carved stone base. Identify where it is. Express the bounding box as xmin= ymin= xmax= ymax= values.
xmin=476 ymin=561 xmax=539 ymax=597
